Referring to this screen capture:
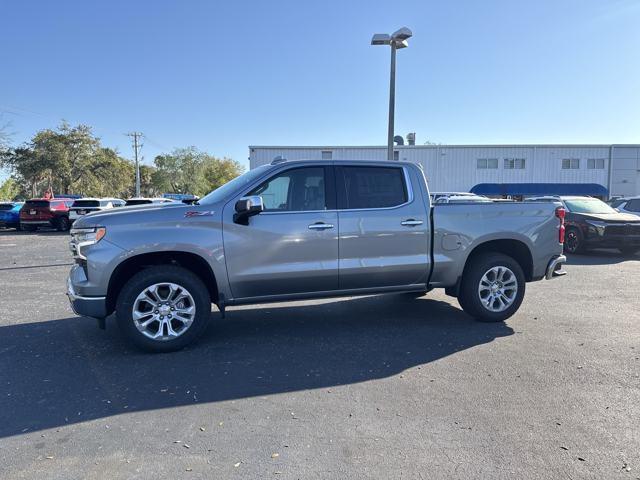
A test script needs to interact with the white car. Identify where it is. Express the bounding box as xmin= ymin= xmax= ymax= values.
xmin=125 ymin=197 xmax=179 ymax=206
xmin=611 ymin=196 xmax=640 ymax=217
xmin=69 ymin=198 xmax=125 ymax=223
